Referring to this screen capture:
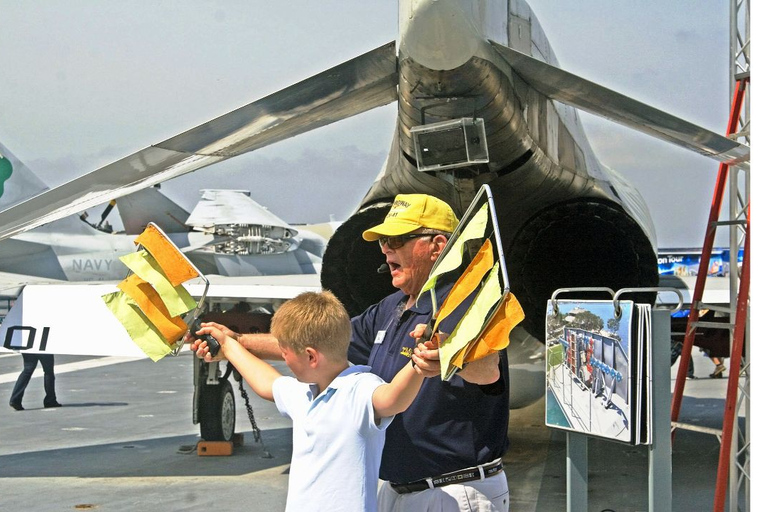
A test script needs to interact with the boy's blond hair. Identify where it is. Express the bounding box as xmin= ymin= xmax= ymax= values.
xmin=271 ymin=291 xmax=351 ymax=361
